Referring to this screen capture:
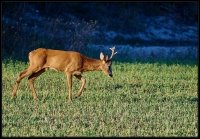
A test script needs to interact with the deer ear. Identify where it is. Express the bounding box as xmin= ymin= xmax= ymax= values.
xmin=100 ymin=52 xmax=104 ymax=60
